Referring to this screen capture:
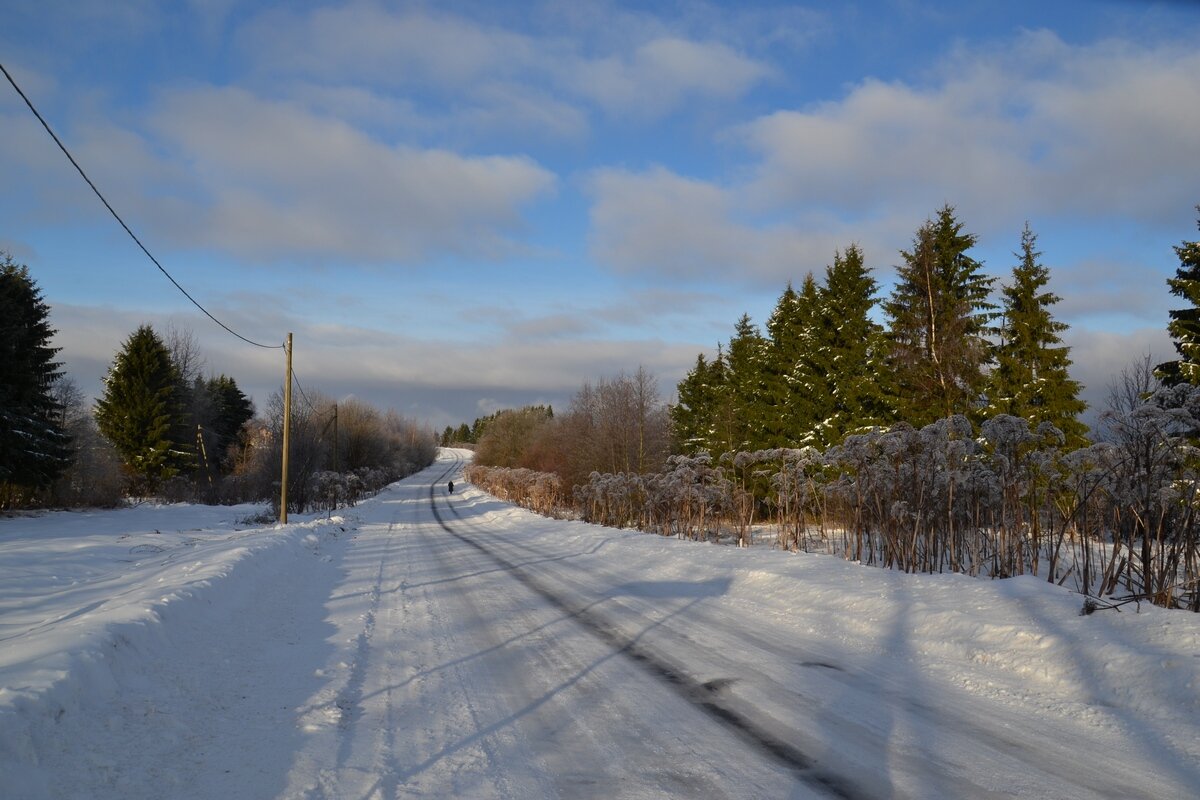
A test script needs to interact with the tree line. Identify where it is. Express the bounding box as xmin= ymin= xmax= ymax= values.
xmin=453 ymin=367 xmax=672 ymax=490
xmin=0 ymin=252 xmax=435 ymax=512
xmin=464 ymin=206 xmax=1200 ymax=611
xmin=674 ymin=206 xmax=1087 ymax=455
